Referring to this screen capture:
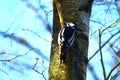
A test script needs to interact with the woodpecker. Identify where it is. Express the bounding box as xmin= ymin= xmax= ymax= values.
xmin=58 ymin=22 xmax=76 ymax=64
